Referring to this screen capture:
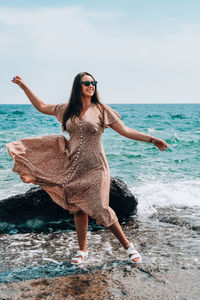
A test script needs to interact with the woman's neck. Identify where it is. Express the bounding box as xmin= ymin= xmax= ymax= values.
xmin=82 ymin=96 xmax=92 ymax=109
